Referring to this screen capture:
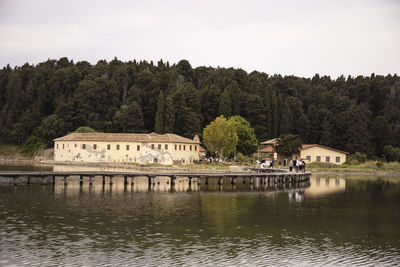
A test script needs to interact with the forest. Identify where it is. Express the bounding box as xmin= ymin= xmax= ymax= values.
xmin=0 ymin=57 xmax=399 ymax=159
